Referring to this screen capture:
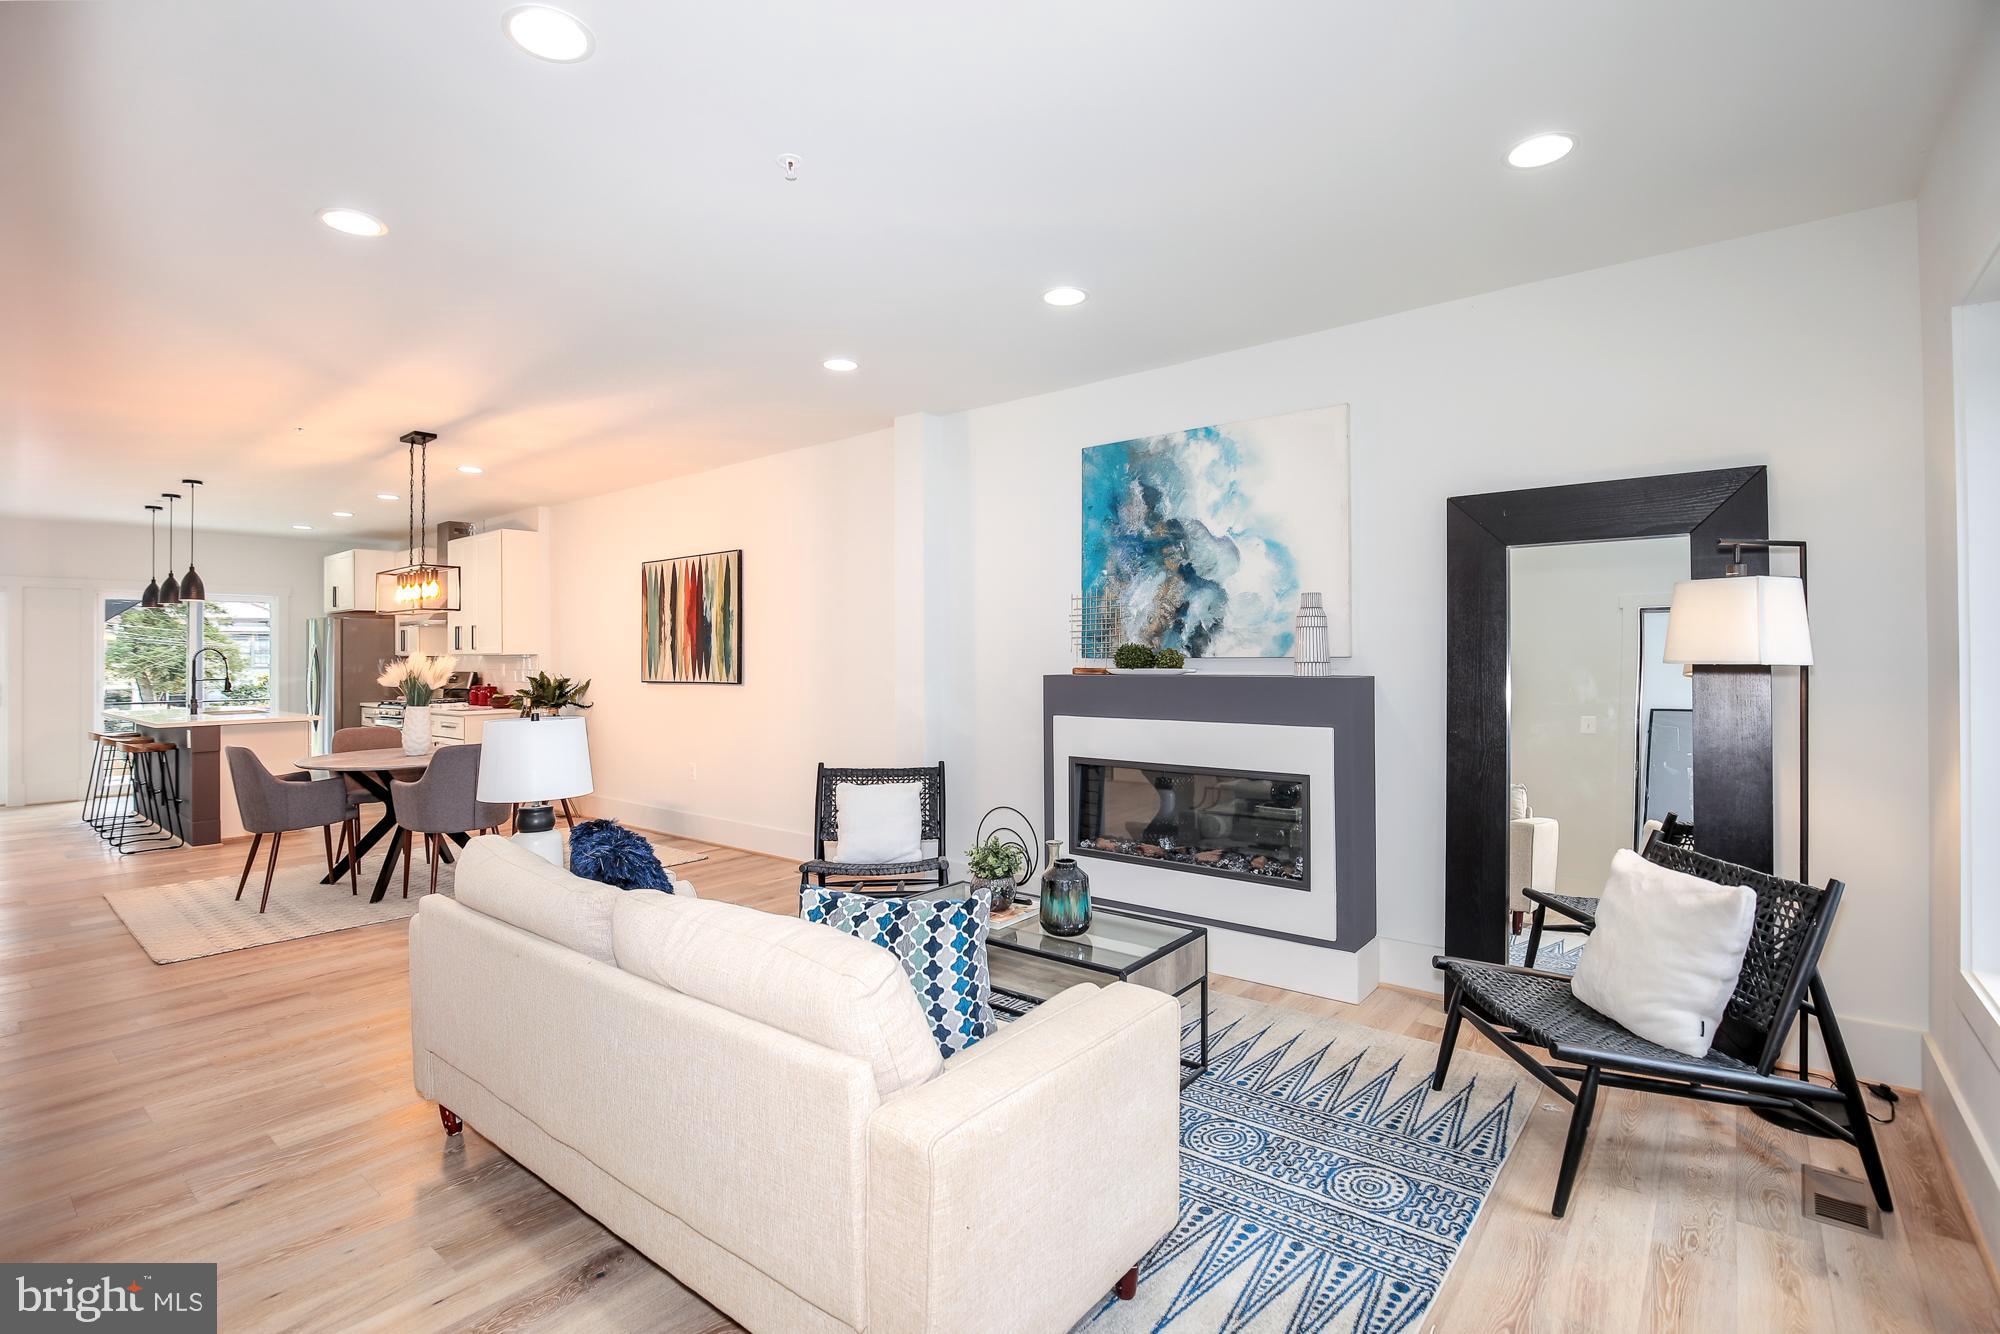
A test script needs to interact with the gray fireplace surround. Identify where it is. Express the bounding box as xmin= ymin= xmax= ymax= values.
xmin=1042 ymin=673 xmax=1377 ymax=952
